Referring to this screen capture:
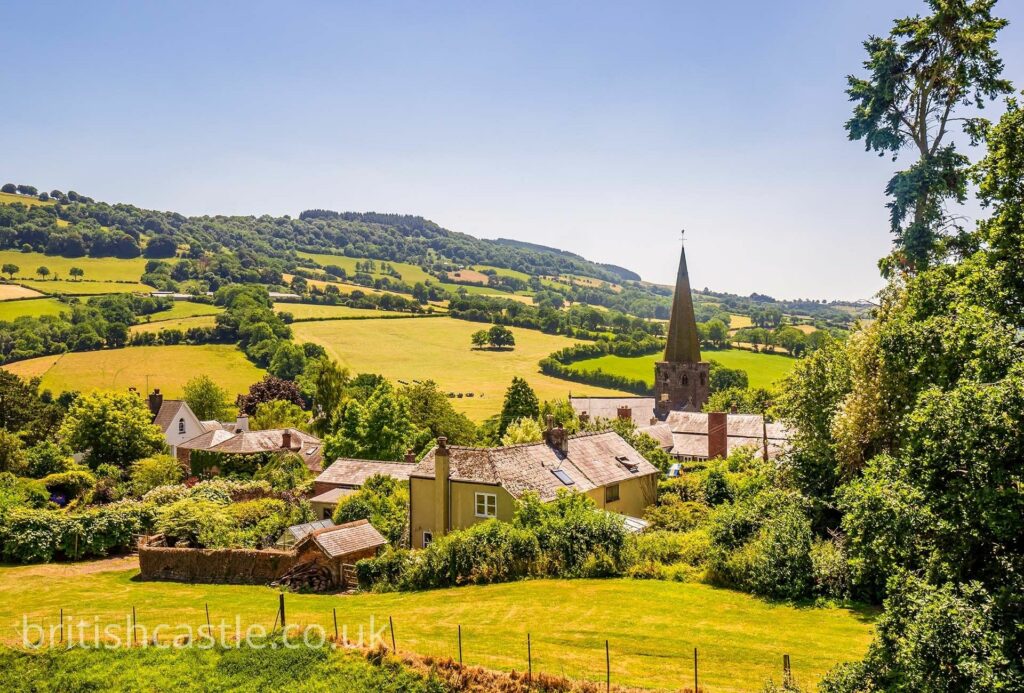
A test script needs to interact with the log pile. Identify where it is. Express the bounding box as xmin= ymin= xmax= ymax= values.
xmin=275 ymin=561 xmax=334 ymax=592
